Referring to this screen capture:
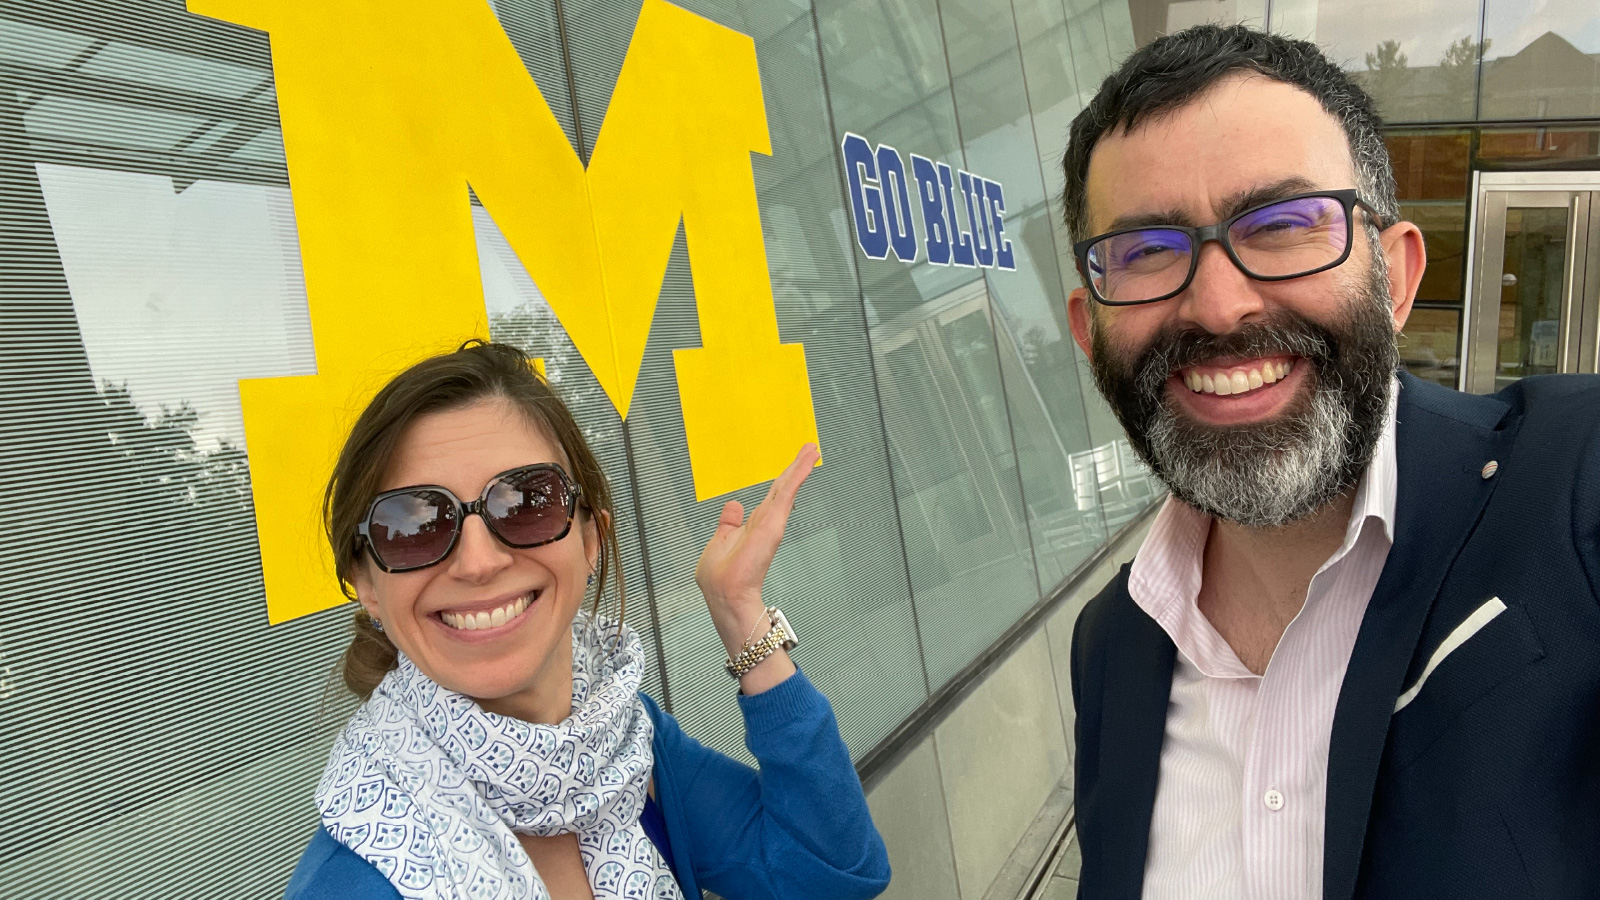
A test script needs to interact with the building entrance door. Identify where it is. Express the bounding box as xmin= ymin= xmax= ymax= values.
xmin=1463 ymin=171 xmax=1600 ymax=394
